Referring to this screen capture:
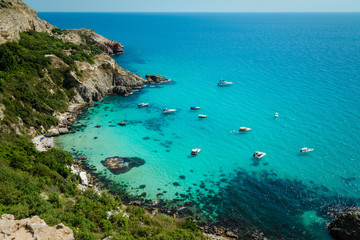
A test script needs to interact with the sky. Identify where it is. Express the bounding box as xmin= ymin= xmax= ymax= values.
xmin=24 ymin=0 xmax=360 ymax=12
